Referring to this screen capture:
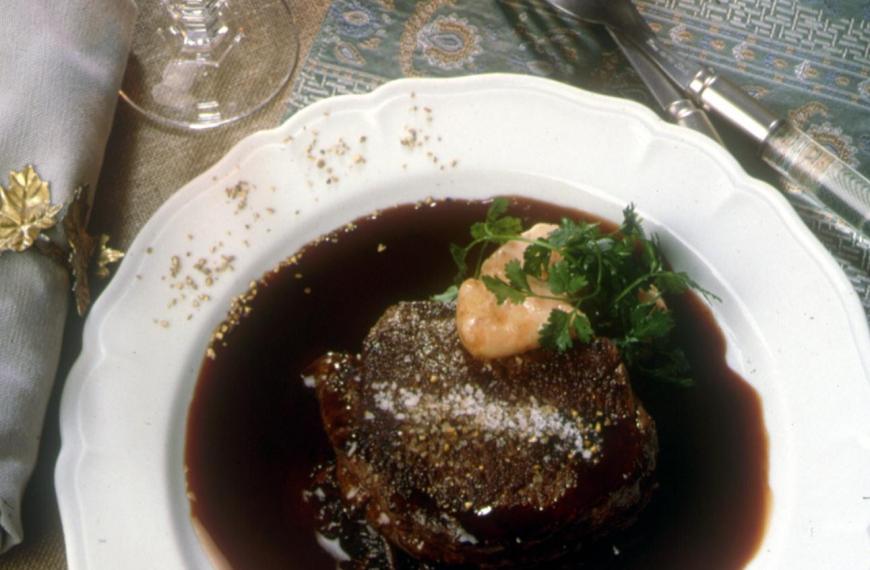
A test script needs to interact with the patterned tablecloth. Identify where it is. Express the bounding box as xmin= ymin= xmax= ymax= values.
xmin=285 ymin=0 xmax=870 ymax=321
